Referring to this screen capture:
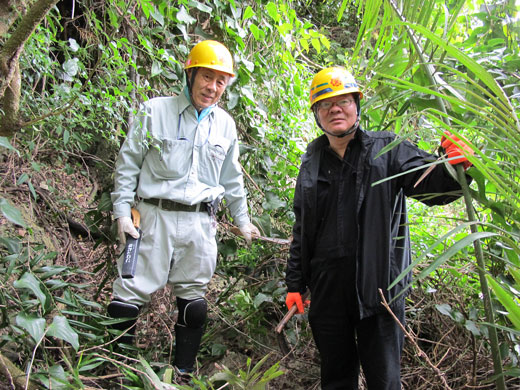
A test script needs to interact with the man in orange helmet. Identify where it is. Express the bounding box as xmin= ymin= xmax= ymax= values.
xmin=109 ymin=40 xmax=259 ymax=379
xmin=285 ymin=67 xmax=474 ymax=389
